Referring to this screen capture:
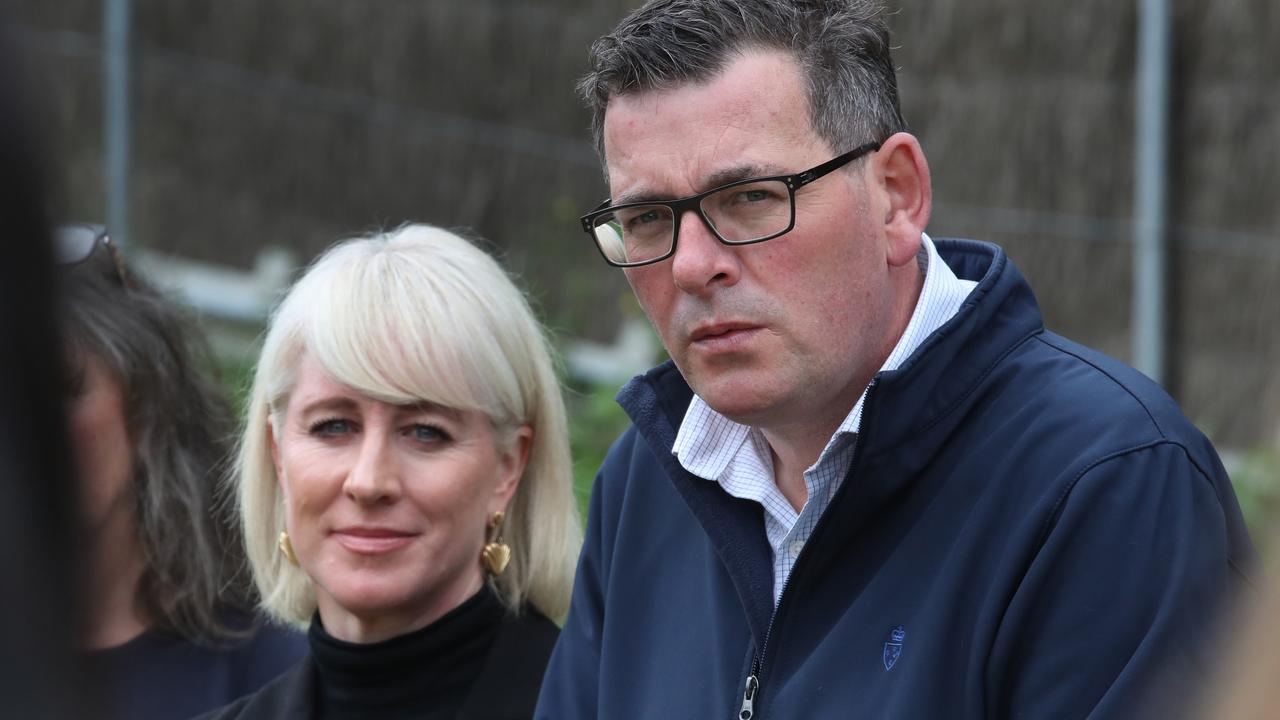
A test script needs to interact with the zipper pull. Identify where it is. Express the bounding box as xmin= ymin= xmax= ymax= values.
xmin=739 ymin=674 xmax=759 ymax=720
